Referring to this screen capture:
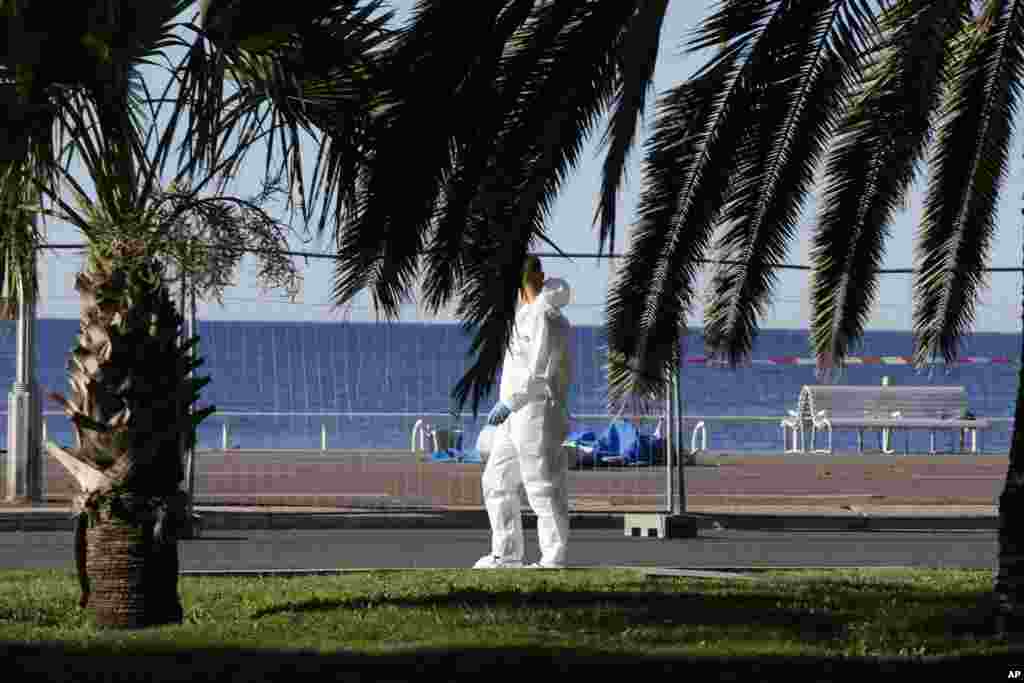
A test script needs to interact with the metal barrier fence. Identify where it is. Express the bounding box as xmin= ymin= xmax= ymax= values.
xmin=15 ymin=410 xmax=673 ymax=512
xmin=10 ymin=408 xmax=1011 ymax=510
xmin=4 ymin=244 xmax=1023 ymax=509
xmin=31 ymin=410 xmax=1013 ymax=454
xmin=2 ymin=409 xmax=1015 ymax=514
